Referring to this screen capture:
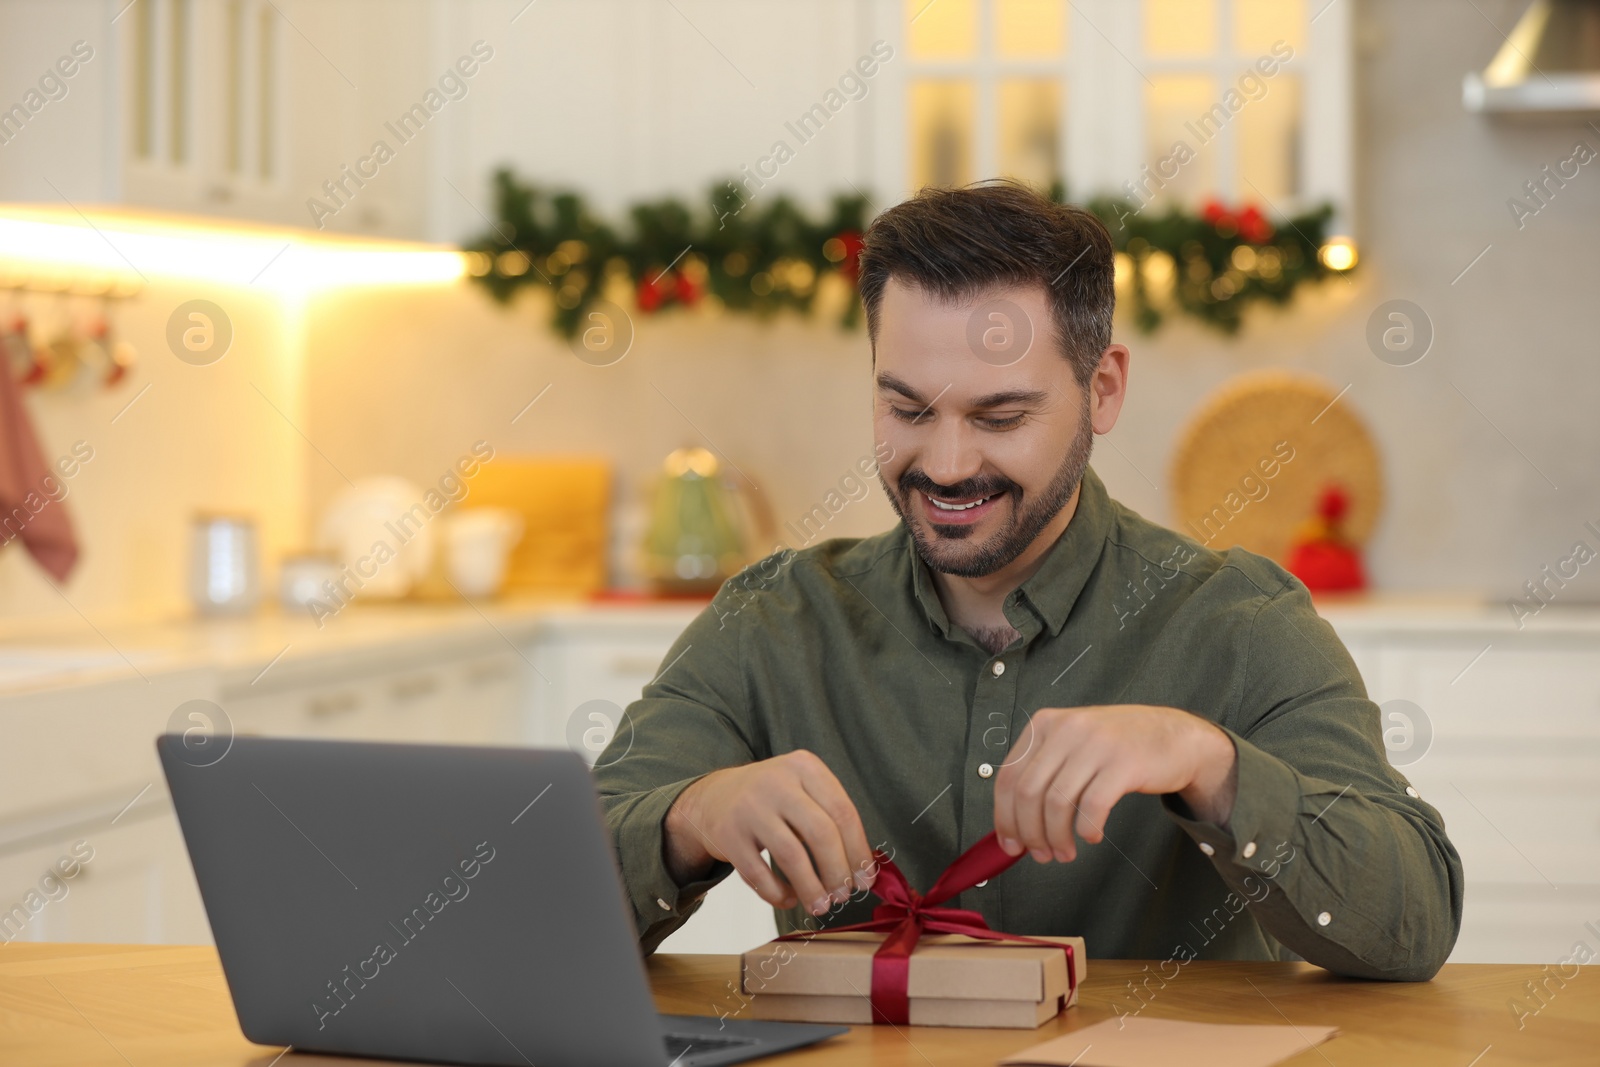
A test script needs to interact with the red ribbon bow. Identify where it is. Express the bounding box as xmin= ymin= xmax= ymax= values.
xmin=776 ymin=831 xmax=1078 ymax=1025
